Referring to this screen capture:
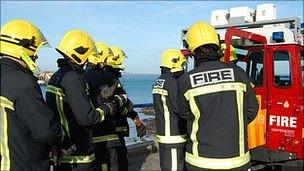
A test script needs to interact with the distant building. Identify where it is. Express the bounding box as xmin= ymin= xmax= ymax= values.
xmin=37 ymin=71 xmax=53 ymax=84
